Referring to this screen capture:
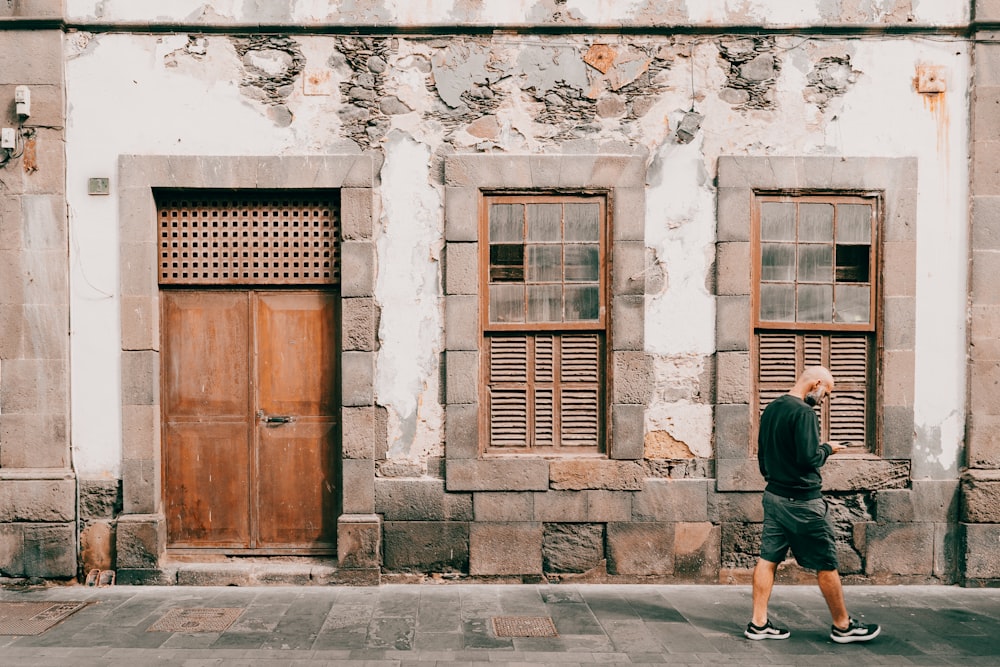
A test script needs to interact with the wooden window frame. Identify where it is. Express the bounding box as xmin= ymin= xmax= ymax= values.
xmin=750 ymin=190 xmax=884 ymax=455
xmin=479 ymin=192 xmax=610 ymax=454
